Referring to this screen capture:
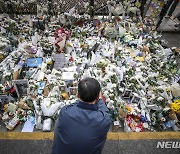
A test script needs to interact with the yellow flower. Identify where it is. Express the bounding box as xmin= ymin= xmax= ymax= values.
xmin=170 ymin=100 xmax=180 ymax=112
